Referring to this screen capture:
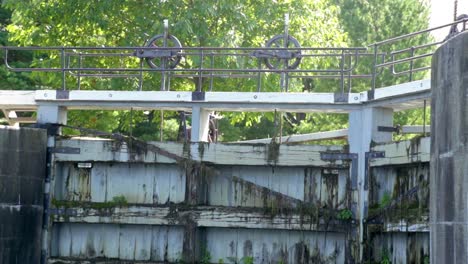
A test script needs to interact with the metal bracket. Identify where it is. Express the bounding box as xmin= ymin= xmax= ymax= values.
xmin=320 ymin=152 xmax=358 ymax=190
xmin=49 ymin=208 xmax=78 ymax=216
xmin=334 ymin=93 xmax=349 ymax=103
xmin=364 ymin=151 xmax=385 ymax=190
xmin=192 ymin=91 xmax=205 ymax=101
xmin=367 ymin=90 xmax=375 ymax=100
xmin=56 ymin=90 xmax=70 ymax=99
xmin=134 ymin=49 xmax=176 ymax=59
xmin=250 ymin=50 xmax=301 ymax=59
xmin=48 ymin=147 xmax=80 ymax=154
xmin=377 ymin=125 xmax=401 ymax=134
